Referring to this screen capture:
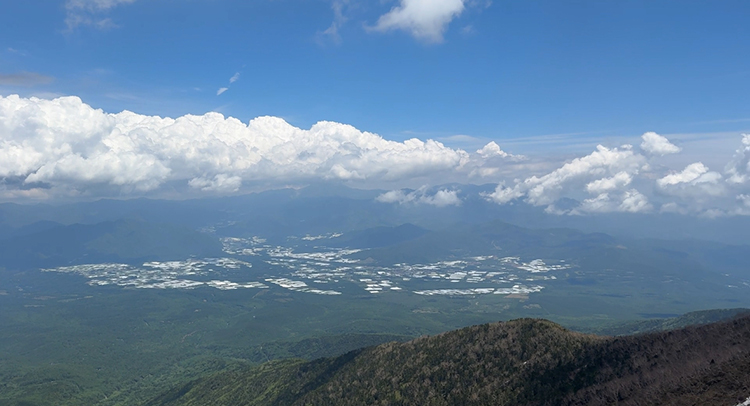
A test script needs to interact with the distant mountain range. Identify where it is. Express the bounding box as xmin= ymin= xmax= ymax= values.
xmin=2 ymin=184 xmax=750 ymax=245
xmin=328 ymin=223 xmax=429 ymax=249
xmin=0 ymin=219 xmax=223 ymax=268
xmin=3 ymin=185 xmax=750 ymax=406
xmin=2 ymin=208 xmax=749 ymax=307
xmin=148 ymin=311 xmax=750 ymax=406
